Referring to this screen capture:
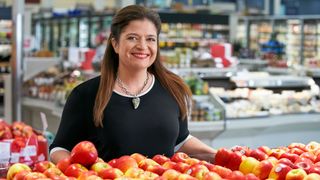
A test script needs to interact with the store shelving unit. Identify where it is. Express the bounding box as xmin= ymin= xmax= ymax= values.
xmin=24 ymin=57 xmax=61 ymax=81
xmin=235 ymin=15 xmax=320 ymax=67
xmin=32 ymin=12 xmax=230 ymax=54
xmin=0 ymin=19 xmax=11 ymax=118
